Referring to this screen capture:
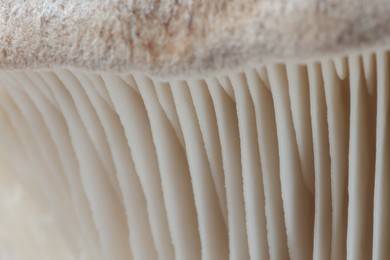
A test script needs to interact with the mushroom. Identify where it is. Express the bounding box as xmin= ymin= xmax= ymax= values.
xmin=0 ymin=1 xmax=389 ymax=260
